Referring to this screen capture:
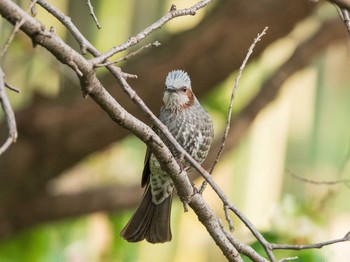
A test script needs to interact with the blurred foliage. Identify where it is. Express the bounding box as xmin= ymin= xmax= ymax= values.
xmin=1 ymin=0 xmax=350 ymax=261
xmin=0 ymin=218 xmax=89 ymax=262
